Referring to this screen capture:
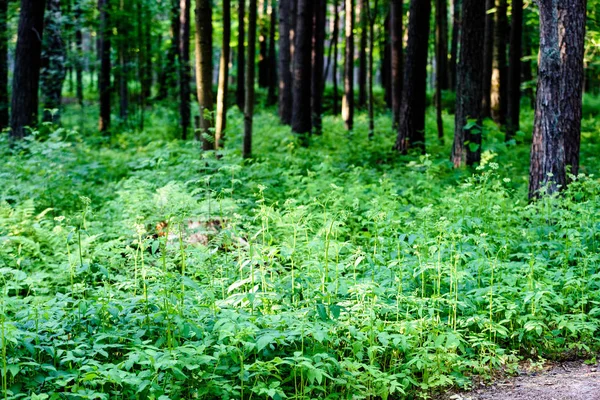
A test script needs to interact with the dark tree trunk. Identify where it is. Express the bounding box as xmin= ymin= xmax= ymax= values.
xmin=495 ymin=0 xmax=508 ymax=125
xmin=157 ymin=0 xmax=180 ymax=100
xmin=180 ymin=0 xmax=191 ymax=139
xmin=358 ymin=0 xmax=367 ymax=107
xmin=258 ymin=1 xmax=269 ymax=88
xmin=98 ymin=0 xmax=111 ymax=133
xmin=394 ymin=0 xmax=431 ymax=153
xmin=390 ymin=0 xmax=403 ymax=128
xmin=243 ymin=0 xmax=257 ymax=158
xmin=41 ymin=0 xmax=67 ymax=125
xmin=215 ymin=0 xmax=230 ymax=148
xmin=291 ymin=0 xmax=313 ymax=139
xmin=194 ymin=0 xmax=214 ymax=150
xmin=529 ymin=0 xmax=564 ymax=198
xmin=10 ymin=0 xmax=47 ymax=139
xmin=481 ymin=0 xmax=494 ymax=118
xmin=332 ymin=0 xmax=340 ymax=114
xmin=435 ymin=0 xmax=445 ymax=141
xmin=236 ymin=0 xmax=245 ymax=109
xmin=342 ymin=0 xmax=354 ymax=131
xmin=505 ymin=0 xmax=522 ymax=141
xmin=449 ymin=0 xmax=460 ymax=91
xmin=311 ymin=0 xmax=325 ymax=135
xmin=278 ymin=0 xmax=293 ymax=124
xmin=0 ymin=0 xmax=9 ymax=130
xmin=559 ymin=0 xmax=587 ymax=178
xmin=267 ymin=0 xmax=277 ymax=105
xmin=451 ymin=0 xmax=485 ymax=167
xmin=74 ymin=3 xmax=84 ymax=105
